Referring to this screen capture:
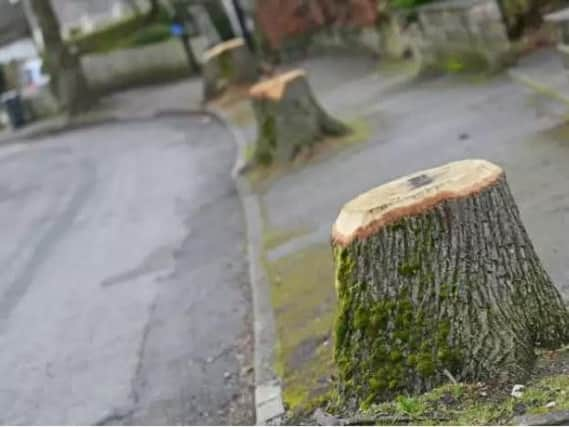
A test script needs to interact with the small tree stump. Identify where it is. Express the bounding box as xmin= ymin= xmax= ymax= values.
xmin=249 ymin=69 xmax=349 ymax=166
xmin=331 ymin=159 xmax=569 ymax=407
xmin=202 ymin=38 xmax=258 ymax=101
